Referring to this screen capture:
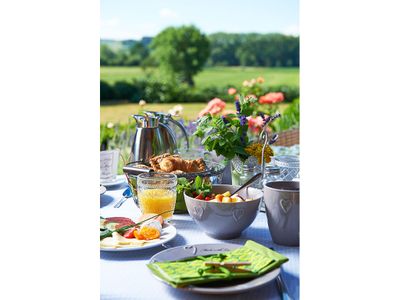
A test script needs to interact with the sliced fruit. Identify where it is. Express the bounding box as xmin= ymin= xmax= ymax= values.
xmin=231 ymin=194 xmax=245 ymax=202
xmin=222 ymin=196 xmax=232 ymax=203
xmin=231 ymin=197 xmax=244 ymax=203
xmin=222 ymin=191 xmax=231 ymax=197
xmin=215 ymin=194 xmax=223 ymax=202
